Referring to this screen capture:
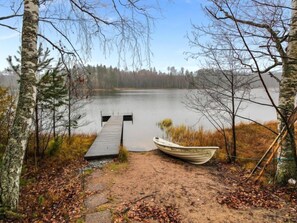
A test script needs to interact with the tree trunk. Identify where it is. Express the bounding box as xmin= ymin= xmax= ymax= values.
xmin=53 ymin=107 xmax=56 ymax=139
xmin=35 ymin=99 xmax=40 ymax=157
xmin=231 ymin=74 xmax=237 ymax=162
xmin=67 ymin=73 xmax=72 ymax=138
xmin=0 ymin=0 xmax=39 ymax=211
xmin=275 ymin=0 xmax=297 ymax=185
xmin=231 ymin=114 xmax=237 ymax=162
